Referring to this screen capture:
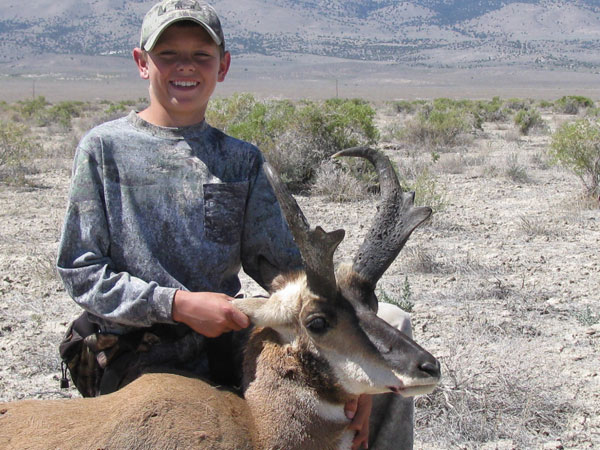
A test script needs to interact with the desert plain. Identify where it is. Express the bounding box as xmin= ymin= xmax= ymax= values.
xmin=0 ymin=67 xmax=599 ymax=449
